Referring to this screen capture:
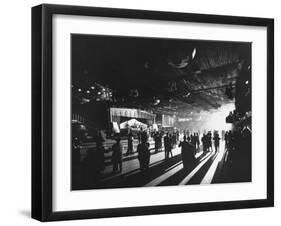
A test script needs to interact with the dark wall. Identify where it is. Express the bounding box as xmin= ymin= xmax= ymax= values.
xmin=72 ymin=102 xmax=110 ymax=130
